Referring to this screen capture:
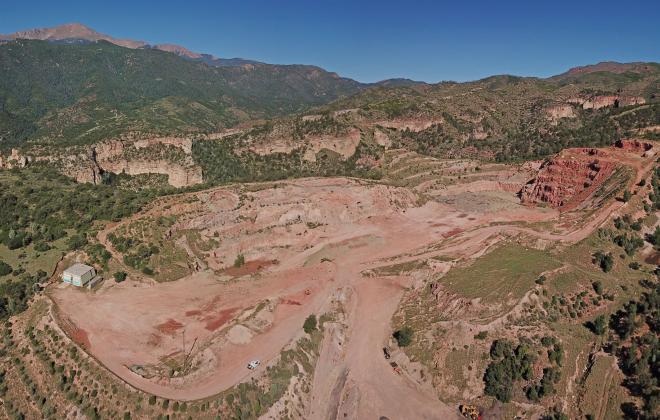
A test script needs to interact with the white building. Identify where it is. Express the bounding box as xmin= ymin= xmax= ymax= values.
xmin=62 ymin=263 xmax=96 ymax=287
